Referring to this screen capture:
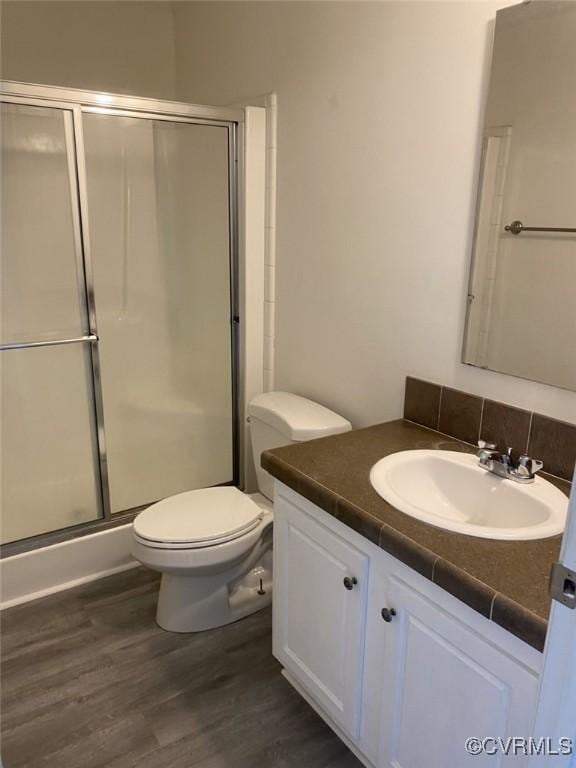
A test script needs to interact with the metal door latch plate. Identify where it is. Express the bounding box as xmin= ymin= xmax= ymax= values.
xmin=550 ymin=563 xmax=576 ymax=609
